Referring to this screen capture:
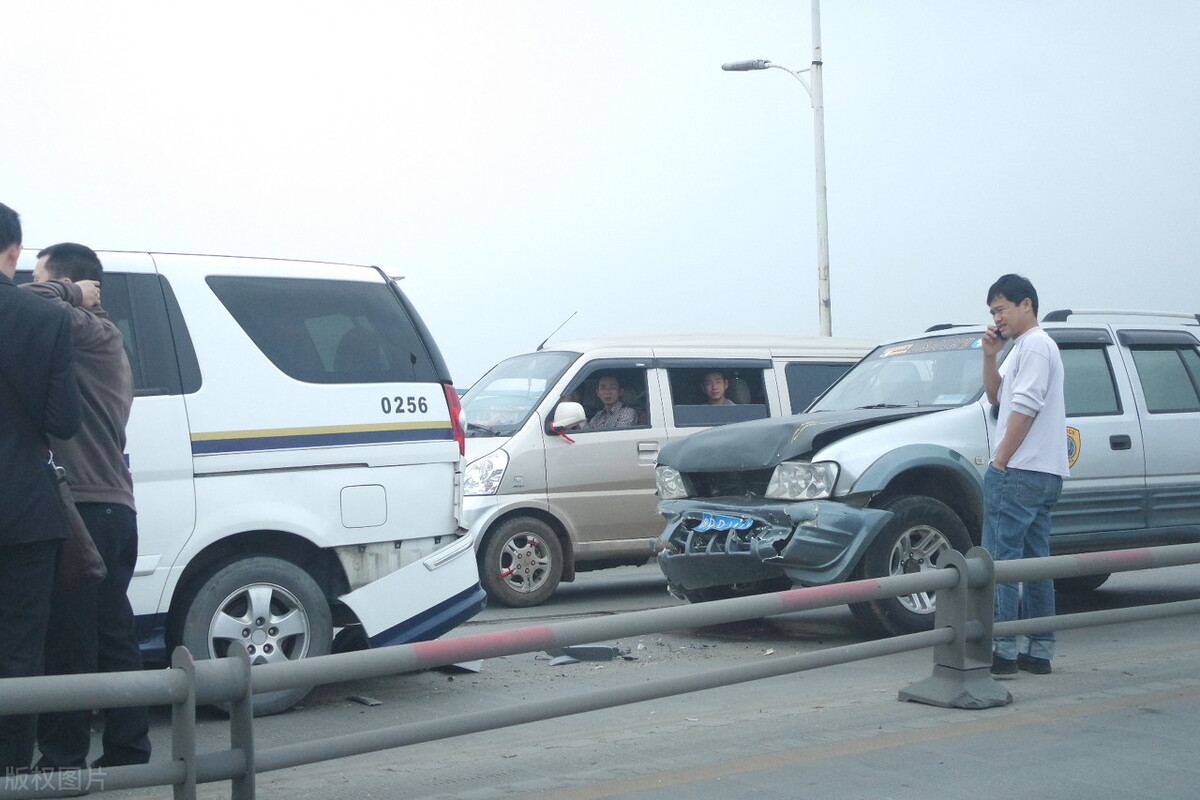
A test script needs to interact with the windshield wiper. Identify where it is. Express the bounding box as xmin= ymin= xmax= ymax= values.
xmin=854 ymin=403 xmax=919 ymax=410
xmin=466 ymin=422 xmax=504 ymax=437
